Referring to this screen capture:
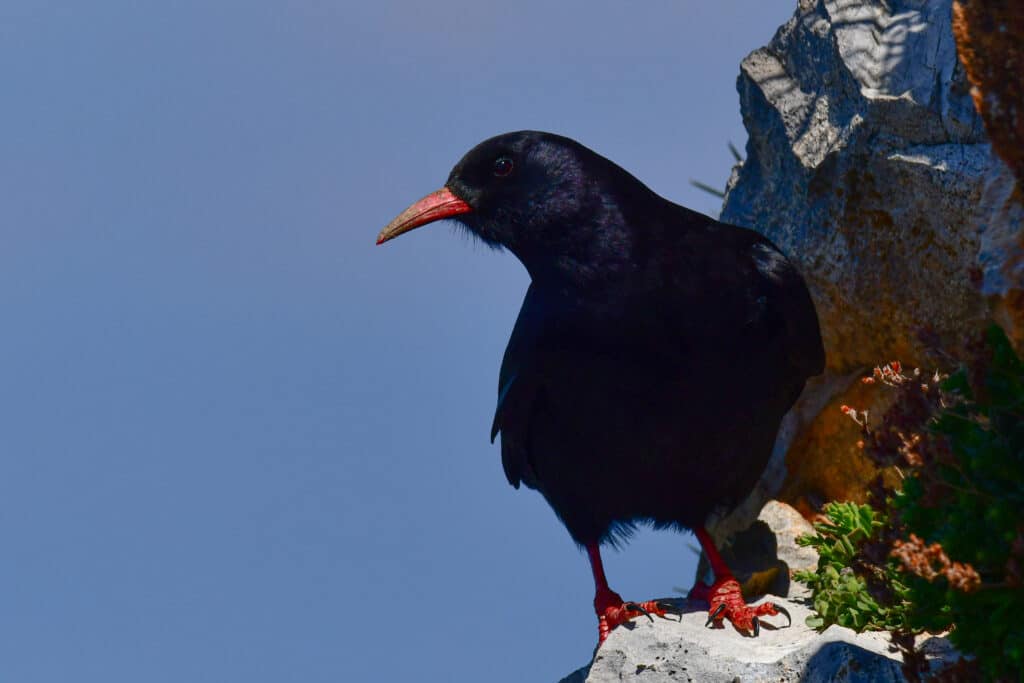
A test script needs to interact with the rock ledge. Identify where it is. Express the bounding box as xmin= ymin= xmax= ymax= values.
xmin=560 ymin=595 xmax=954 ymax=683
